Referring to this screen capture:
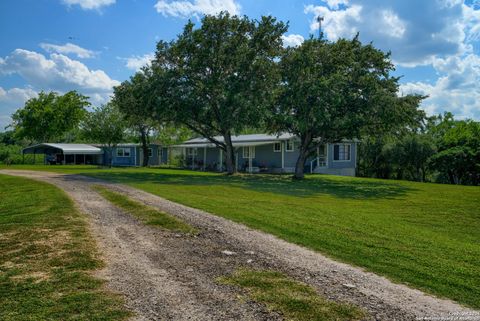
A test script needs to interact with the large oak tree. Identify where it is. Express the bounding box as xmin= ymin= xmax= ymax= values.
xmin=153 ymin=12 xmax=287 ymax=174
xmin=273 ymin=37 xmax=425 ymax=179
